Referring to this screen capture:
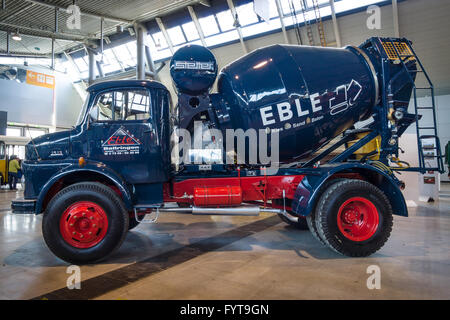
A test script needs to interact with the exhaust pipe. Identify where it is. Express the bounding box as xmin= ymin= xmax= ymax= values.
xmin=157 ymin=206 xmax=299 ymax=223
